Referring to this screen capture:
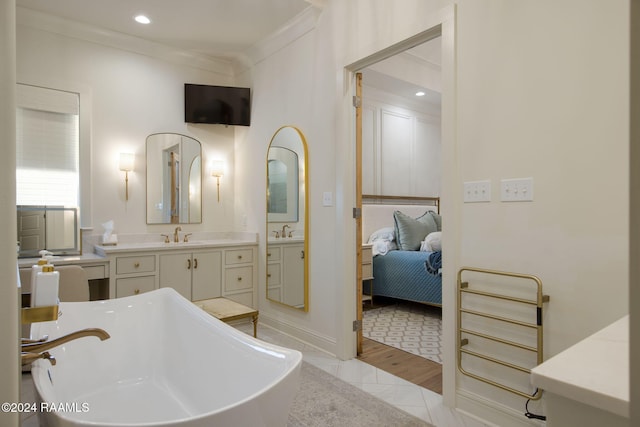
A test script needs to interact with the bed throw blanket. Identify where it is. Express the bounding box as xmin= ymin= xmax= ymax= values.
xmin=425 ymin=251 xmax=442 ymax=276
